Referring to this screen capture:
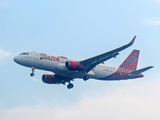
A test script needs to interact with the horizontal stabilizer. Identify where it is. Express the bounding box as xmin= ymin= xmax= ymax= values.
xmin=130 ymin=66 xmax=153 ymax=75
